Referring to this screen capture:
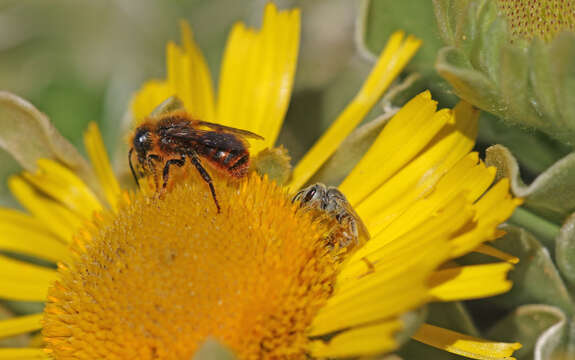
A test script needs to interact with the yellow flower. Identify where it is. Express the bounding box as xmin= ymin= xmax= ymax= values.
xmin=0 ymin=3 xmax=522 ymax=360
